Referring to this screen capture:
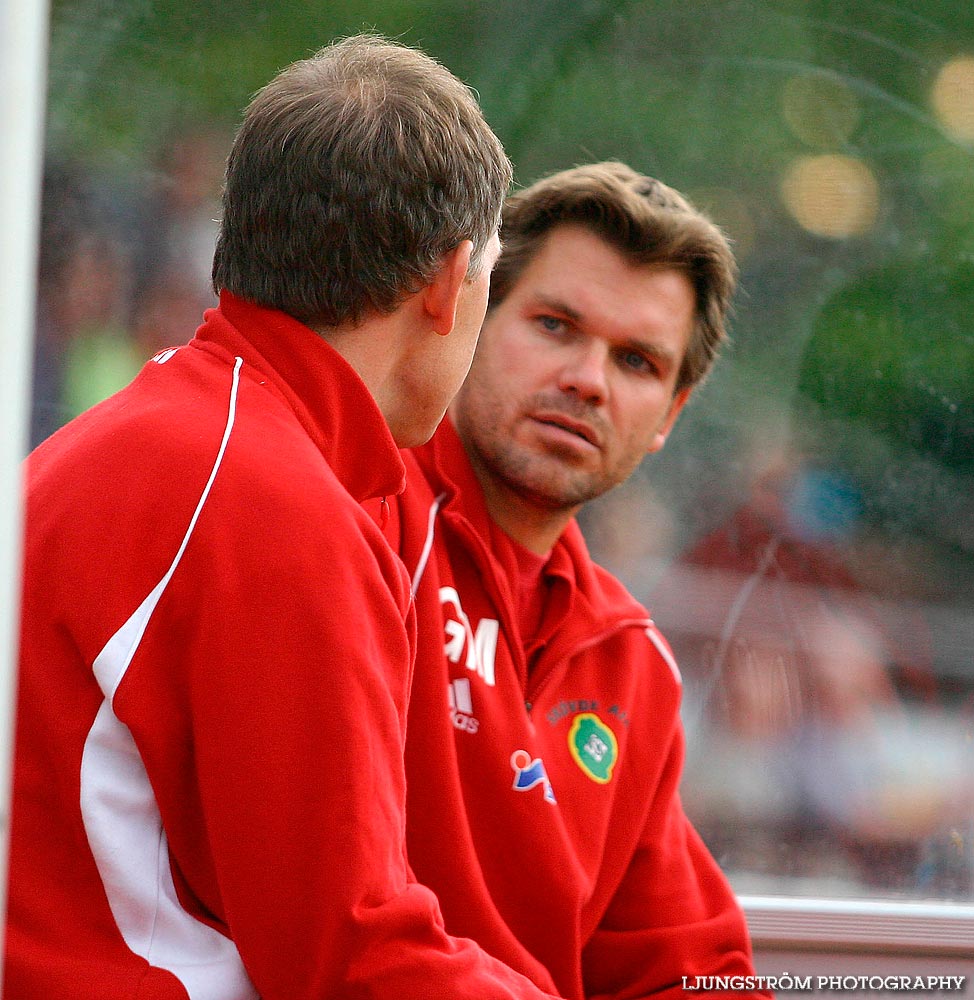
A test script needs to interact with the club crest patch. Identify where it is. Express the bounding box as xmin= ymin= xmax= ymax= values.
xmin=568 ymin=713 xmax=618 ymax=783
